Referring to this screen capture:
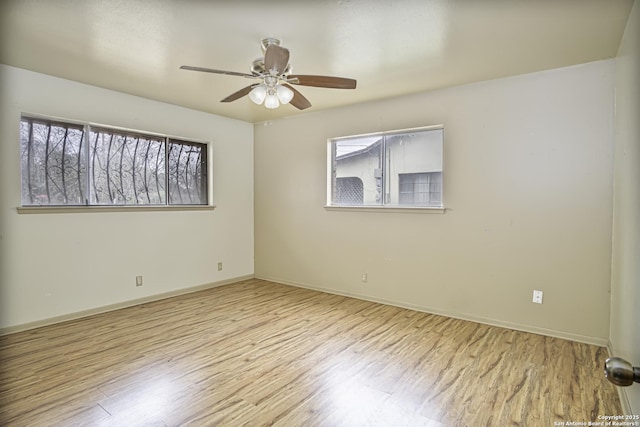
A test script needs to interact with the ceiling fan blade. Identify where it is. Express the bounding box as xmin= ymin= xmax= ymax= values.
xmin=221 ymin=84 xmax=258 ymax=103
xmin=288 ymin=75 xmax=356 ymax=89
xmin=180 ymin=65 xmax=256 ymax=78
xmin=283 ymin=84 xmax=312 ymax=110
xmin=264 ymin=44 xmax=290 ymax=75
